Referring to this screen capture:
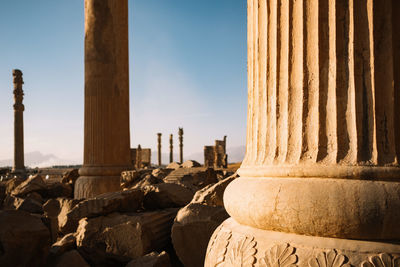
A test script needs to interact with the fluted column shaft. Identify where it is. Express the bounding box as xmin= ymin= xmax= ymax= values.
xmin=75 ymin=0 xmax=131 ymax=198
xmin=12 ymin=69 xmax=25 ymax=175
xmin=178 ymin=128 xmax=183 ymax=164
xmin=224 ymin=0 xmax=400 ymax=240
